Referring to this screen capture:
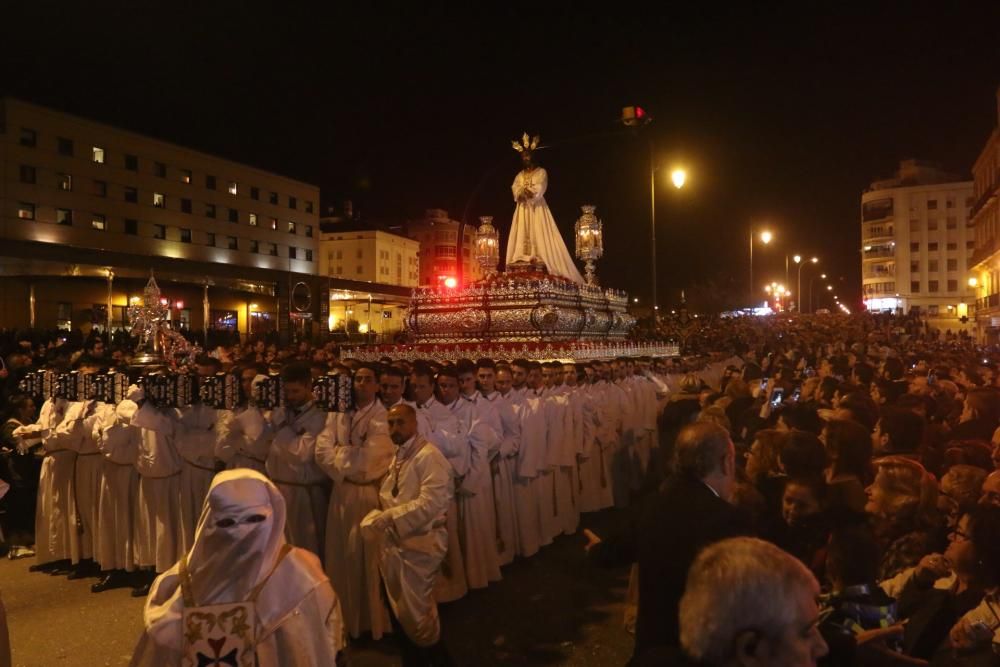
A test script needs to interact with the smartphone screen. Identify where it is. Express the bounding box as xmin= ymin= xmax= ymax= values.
xmin=770 ymin=388 xmax=784 ymax=407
